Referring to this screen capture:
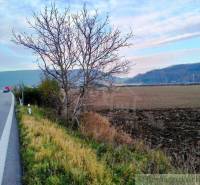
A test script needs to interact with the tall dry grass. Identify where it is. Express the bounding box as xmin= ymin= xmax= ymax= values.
xmin=18 ymin=106 xmax=173 ymax=185
xmin=80 ymin=112 xmax=133 ymax=145
xmin=21 ymin=114 xmax=114 ymax=185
